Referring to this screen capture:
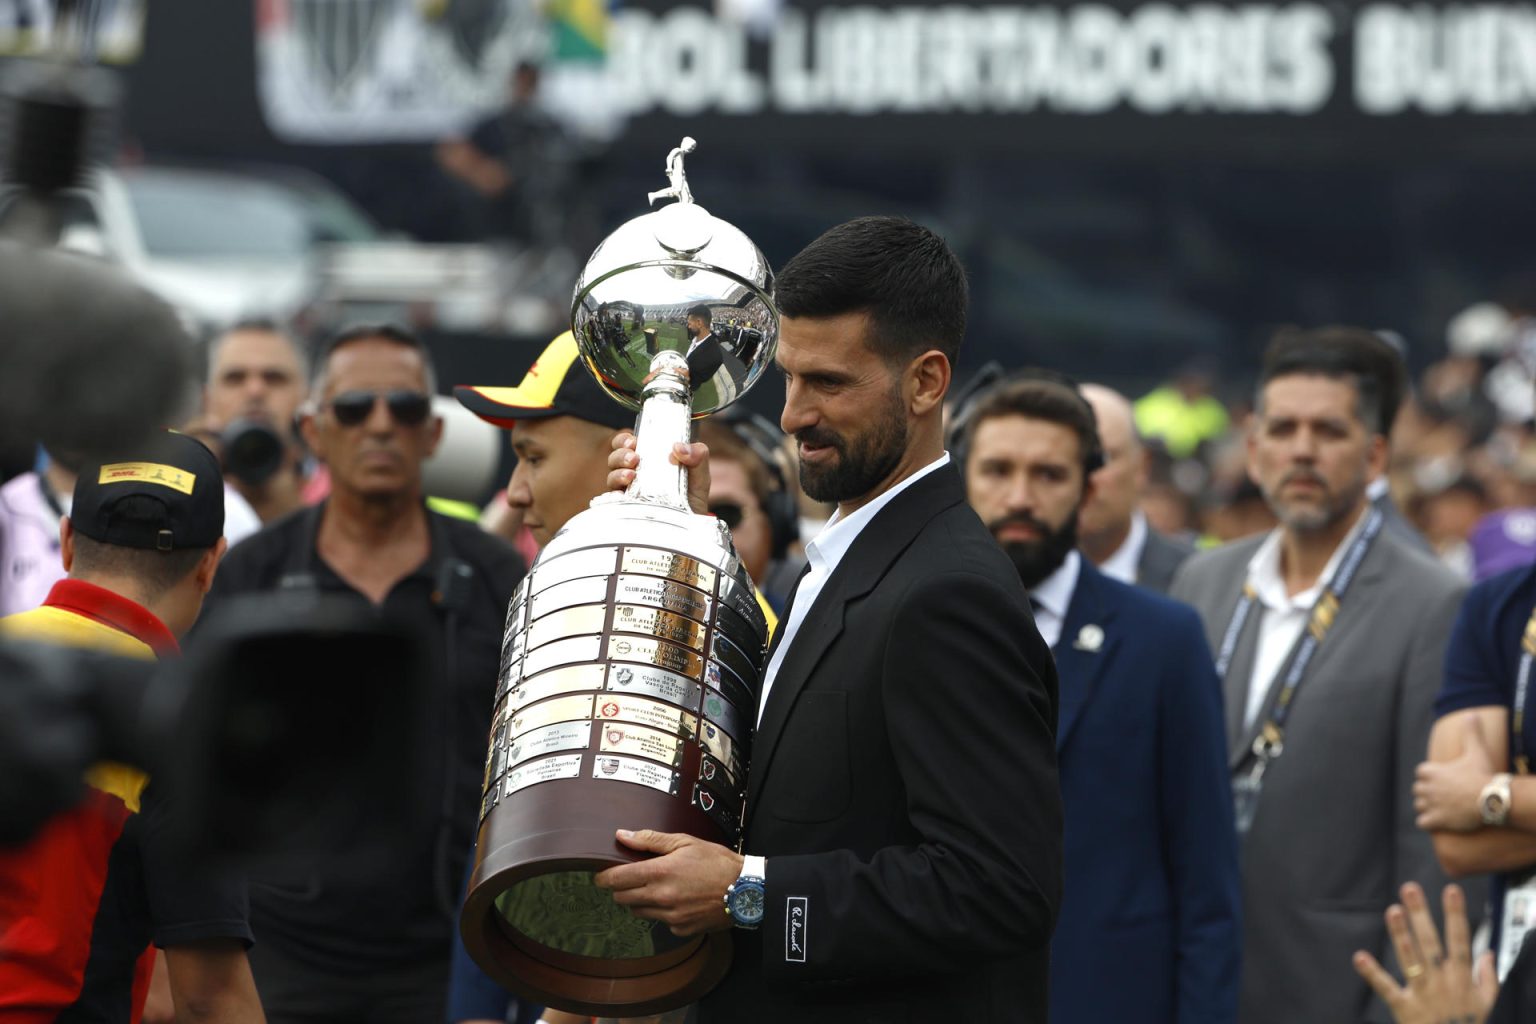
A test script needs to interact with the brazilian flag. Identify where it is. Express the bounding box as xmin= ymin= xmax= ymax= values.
xmin=547 ymin=0 xmax=608 ymax=62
